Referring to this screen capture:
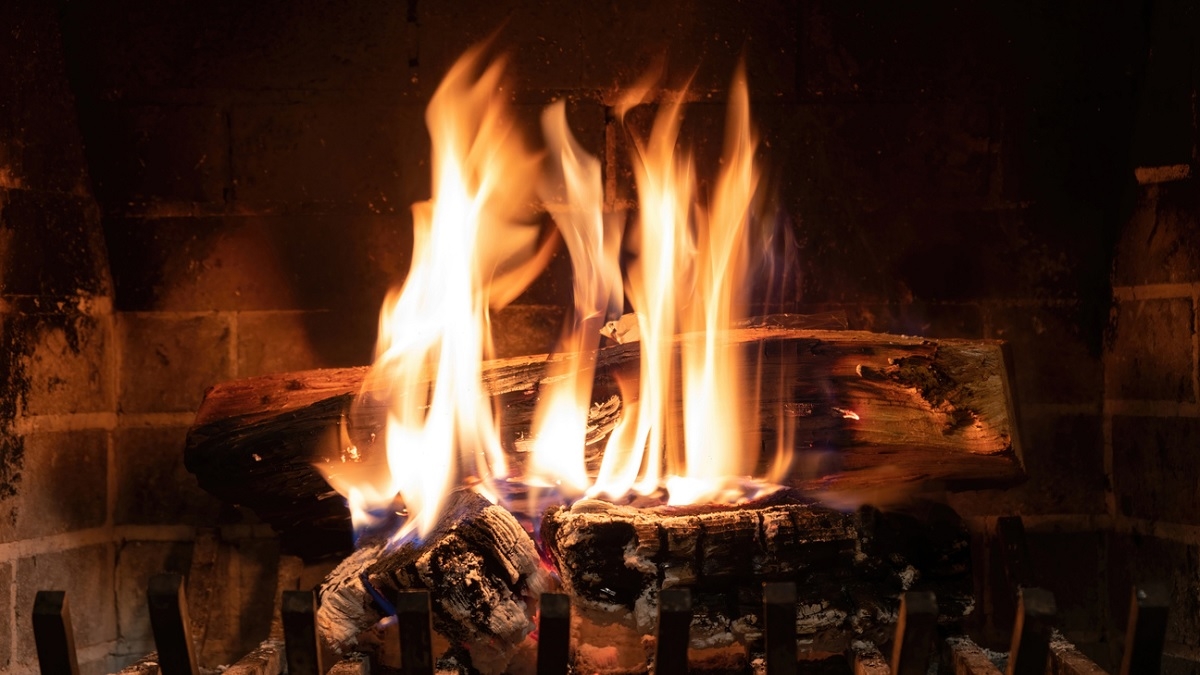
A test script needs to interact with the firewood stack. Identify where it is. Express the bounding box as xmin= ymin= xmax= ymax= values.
xmin=183 ymin=326 xmax=1027 ymax=673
